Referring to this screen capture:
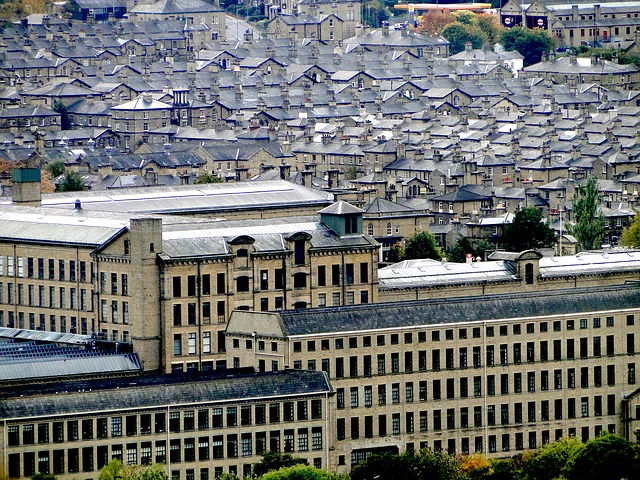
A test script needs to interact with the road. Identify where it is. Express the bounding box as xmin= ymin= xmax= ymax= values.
xmin=225 ymin=14 xmax=260 ymax=42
